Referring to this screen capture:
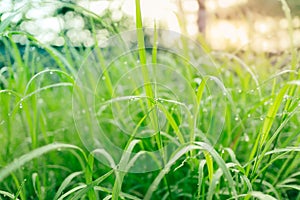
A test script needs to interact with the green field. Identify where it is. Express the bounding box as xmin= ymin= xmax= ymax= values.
xmin=0 ymin=0 xmax=300 ymax=199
